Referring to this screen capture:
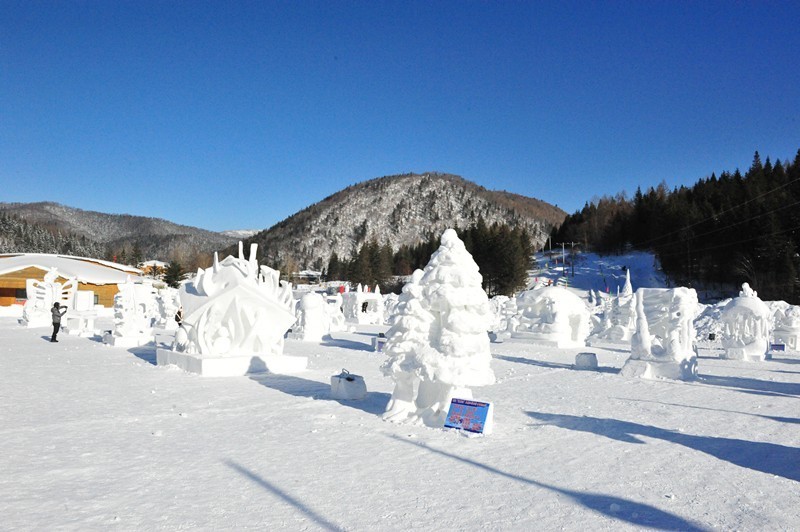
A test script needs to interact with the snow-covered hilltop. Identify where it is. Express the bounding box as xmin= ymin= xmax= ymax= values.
xmin=237 ymin=172 xmax=566 ymax=269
